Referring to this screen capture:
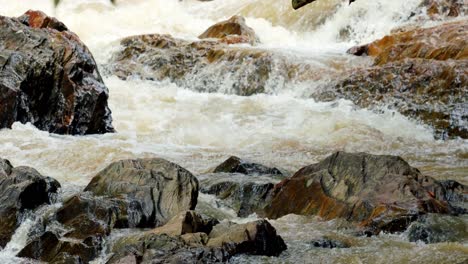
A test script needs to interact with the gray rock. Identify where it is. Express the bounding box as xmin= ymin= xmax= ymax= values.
xmin=0 ymin=159 xmax=60 ymax=247
xmin=84 ymin=158 xmax=199 ymax=228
